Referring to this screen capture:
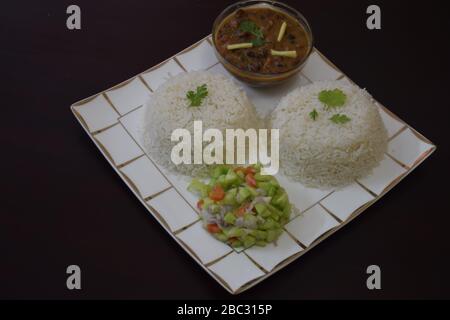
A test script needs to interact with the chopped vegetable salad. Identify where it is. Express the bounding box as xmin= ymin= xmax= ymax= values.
xmin=188 ymin=164 xmax=292 ymax=248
